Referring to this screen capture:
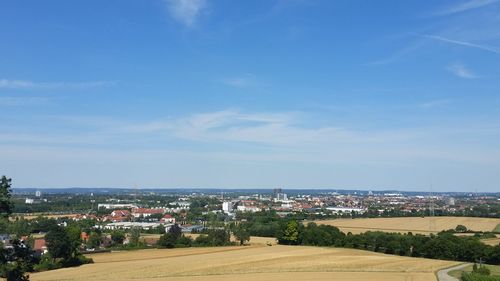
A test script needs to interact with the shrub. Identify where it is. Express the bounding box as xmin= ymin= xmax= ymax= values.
xmin=33 ymin=255 xmax=61 ymax=272
xmin=461 ymin=272 xmax=500 ymax=281
xmin=475 ymin=266 xmax=491 ymax=276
